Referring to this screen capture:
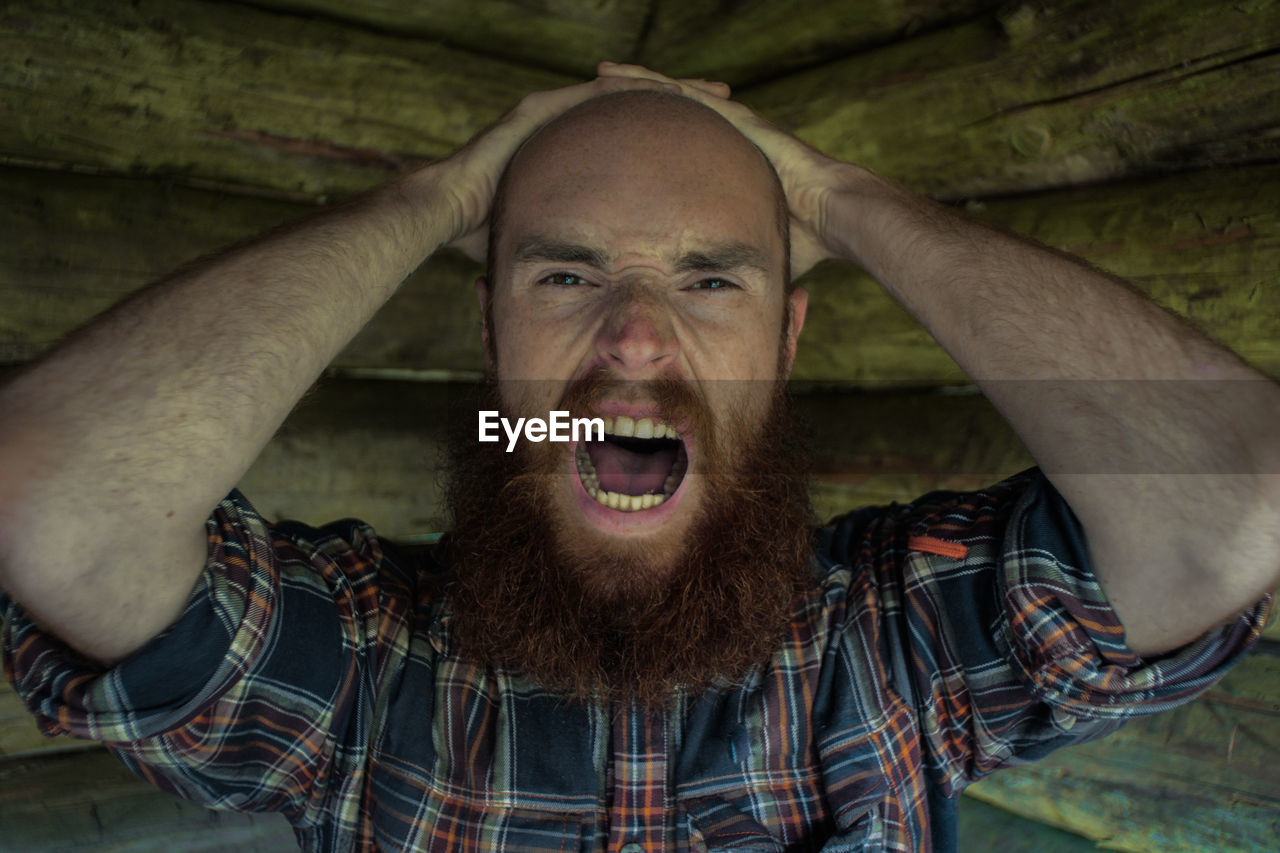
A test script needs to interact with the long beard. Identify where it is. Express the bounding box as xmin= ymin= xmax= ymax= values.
xmin=442 ymin=374 xmax=816 ymax=709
